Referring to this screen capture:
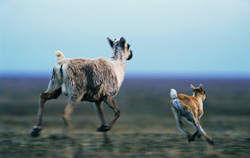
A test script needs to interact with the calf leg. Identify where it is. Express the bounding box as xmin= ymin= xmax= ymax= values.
xmin=94 ymin=101 xmax=111 ymax=143
xmin=31 ymin=88 xmax=61 ymax=138
xmin=189 ymin=131 xmax=199 ymax=142
xmin=191 ymin=118 xmax=214 ymax=145
xmin=176 ymin=117 xmax=192 ymax=141
xmin=190 ymin=121 xmax=203 ymax=142
xmin=171 ymin=107 xmax=192 ymax=141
